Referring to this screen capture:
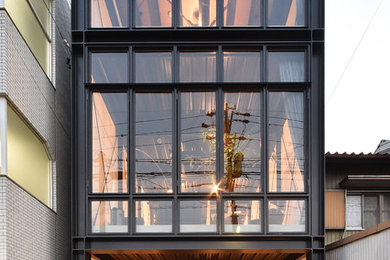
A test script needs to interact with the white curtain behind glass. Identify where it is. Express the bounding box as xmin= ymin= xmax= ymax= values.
xmin=180 ymin=53 xmax=216 ymax=82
